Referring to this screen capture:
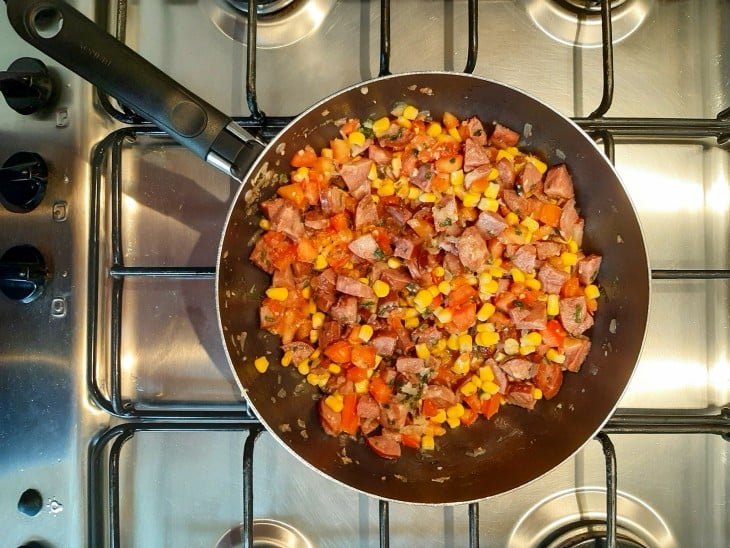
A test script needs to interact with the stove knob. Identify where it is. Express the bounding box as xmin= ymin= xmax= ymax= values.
xmin=0 ymin=152 xmax=48 ymax=213
xmin=0 ymin=245 xmax=47 ymax=303
xmin=0 ymin=57 xmax=54 ymax=115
